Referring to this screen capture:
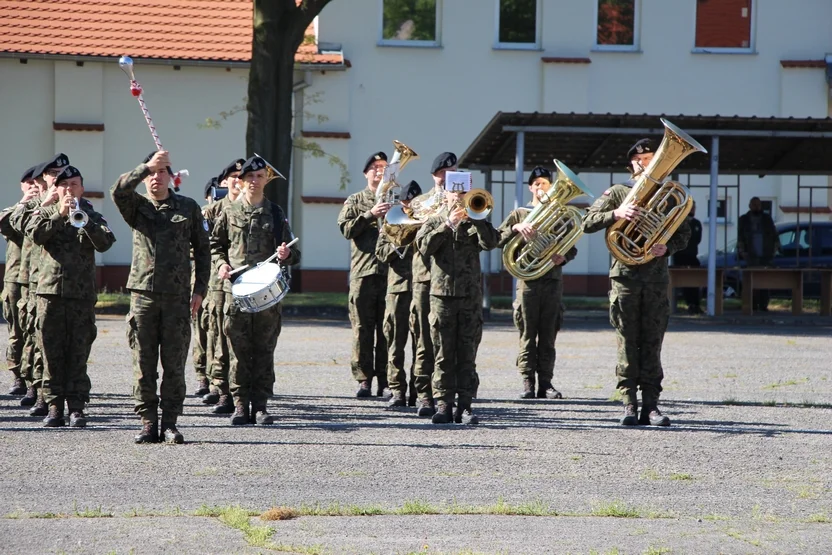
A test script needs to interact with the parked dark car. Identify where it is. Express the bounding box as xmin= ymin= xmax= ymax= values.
xmin=697 ymin=221 xmax=832 ymax=298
